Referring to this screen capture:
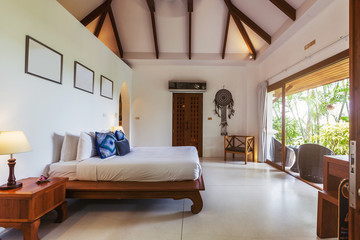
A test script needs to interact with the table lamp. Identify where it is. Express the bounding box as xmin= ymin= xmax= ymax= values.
xmin=111 ymin=125 xmax=124 ymax=134
xmin=0 ymin=131 xmax=31 ymax=190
